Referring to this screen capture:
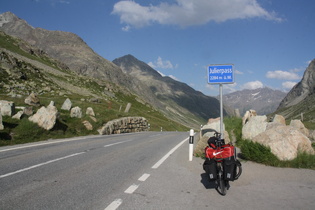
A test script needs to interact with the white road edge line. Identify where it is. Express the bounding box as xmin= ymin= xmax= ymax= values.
xmin=151 ymin=137 xmax=188 ymax=169
xmin=0 ymin=137 xmax=91 ymax=153
xmin=124 ymin=184 xmax=139 ymax=194
xmin=104 ymin=139 xmax=133 ymax=148
xmin=0 ymin=152 xmax=86 ymax=179
xmin=104 ymin=198 xmax=122 ymax=210
xmin=138 ymin=173 xmax=150 ymax=182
